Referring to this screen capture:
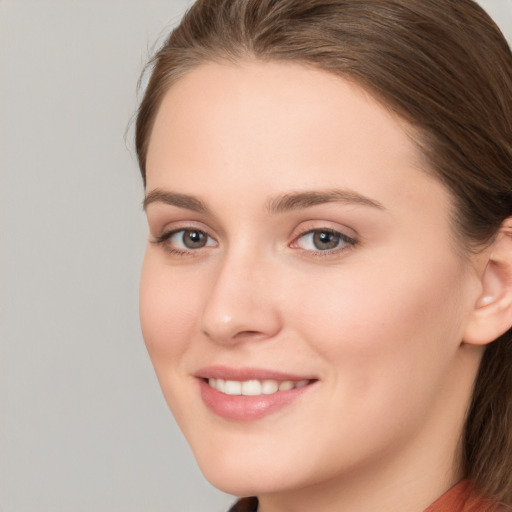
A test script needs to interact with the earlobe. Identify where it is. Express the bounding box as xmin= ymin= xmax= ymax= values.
xmin=464 ymin=220 xmax=512 ymax=346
